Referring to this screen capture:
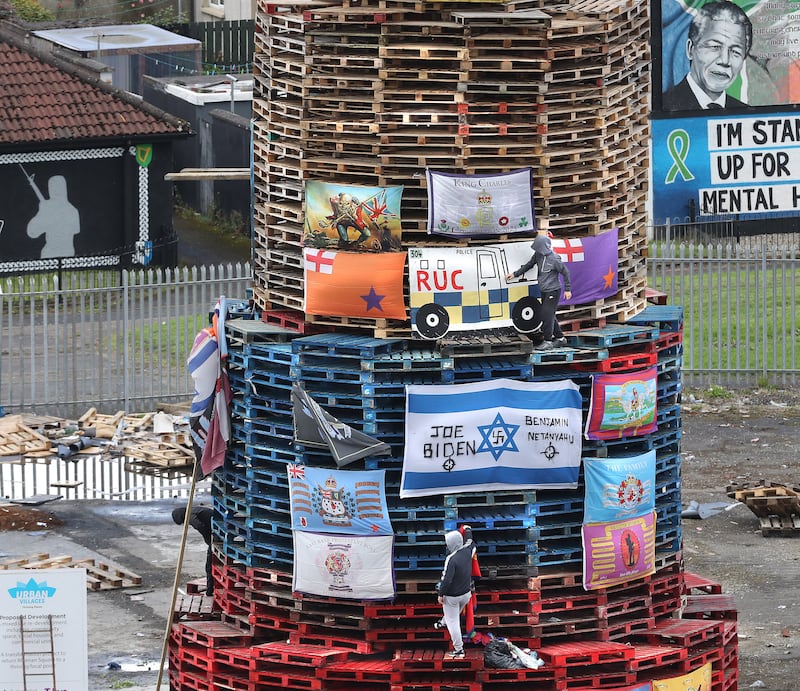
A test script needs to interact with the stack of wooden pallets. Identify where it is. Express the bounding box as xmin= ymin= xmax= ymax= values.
xmin=251 ymin=0 xmax=650 ymax=335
